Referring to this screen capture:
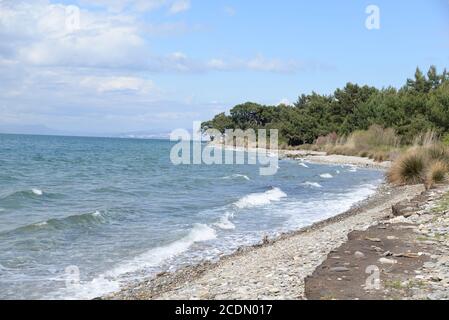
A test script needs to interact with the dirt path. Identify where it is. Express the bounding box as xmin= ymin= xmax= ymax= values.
xmin=305 ymin=186 xmax=449 ymax=300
